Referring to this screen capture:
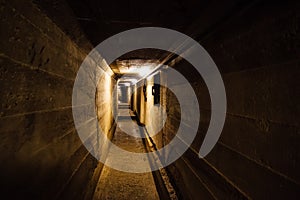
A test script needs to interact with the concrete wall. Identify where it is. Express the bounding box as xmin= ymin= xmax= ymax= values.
xmin=163 ymin=1 xmax=300 ymax=199
xmin=0 ymin=0 xmax=115 ymax=199
xmin=132 ymin=1 xmax=300 ymax=199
